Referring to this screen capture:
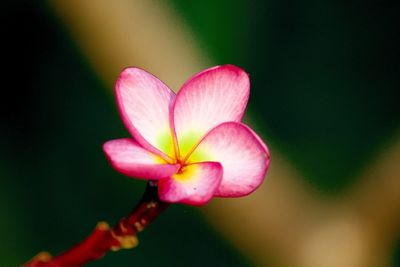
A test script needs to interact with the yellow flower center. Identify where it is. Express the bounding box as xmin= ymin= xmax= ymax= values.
xmin=157 ymin=130 xmax=213 ymax=182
